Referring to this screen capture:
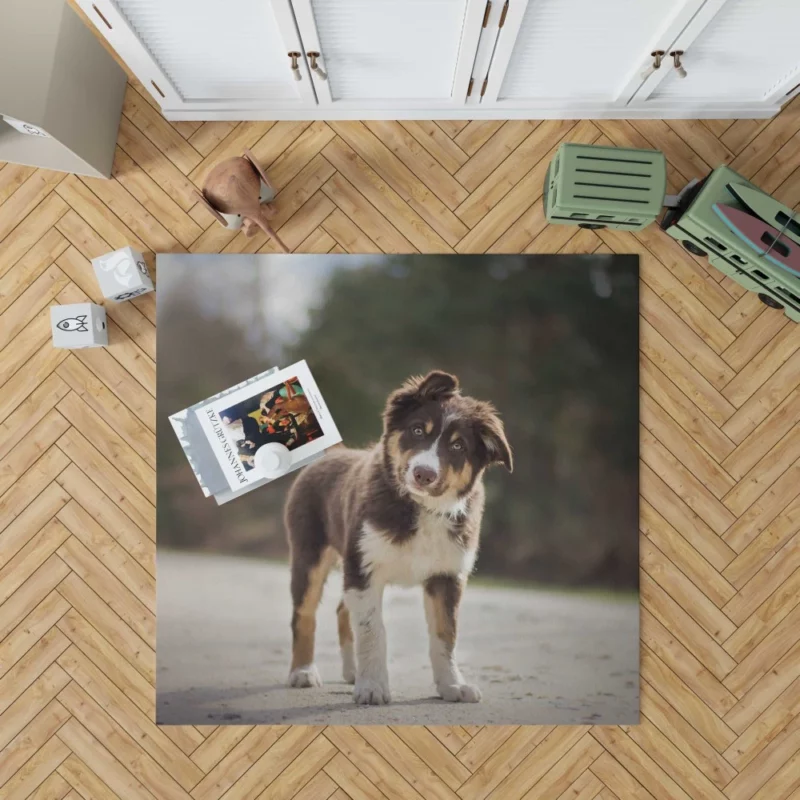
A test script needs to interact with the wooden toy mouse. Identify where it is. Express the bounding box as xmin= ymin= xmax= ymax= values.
xmin=195 ymin=149 xmax=289 ymax=253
